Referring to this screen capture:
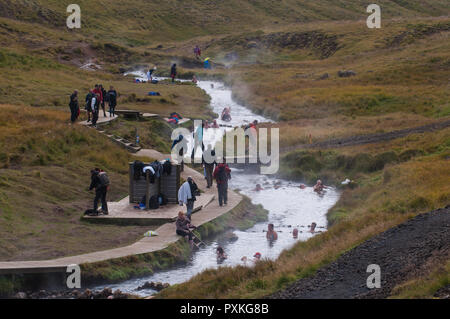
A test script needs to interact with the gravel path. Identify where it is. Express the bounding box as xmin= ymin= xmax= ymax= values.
xmin=270 ymin=206 xmax=450 ymax=299
xmin=281 ymin=119 xmax=450 ymax=152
